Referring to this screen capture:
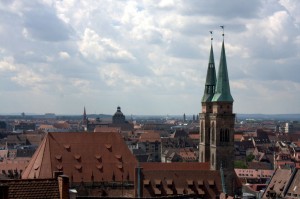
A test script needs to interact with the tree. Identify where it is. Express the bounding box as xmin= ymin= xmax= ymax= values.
xmin=234 ymin=160 xmax=247 ymax=169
